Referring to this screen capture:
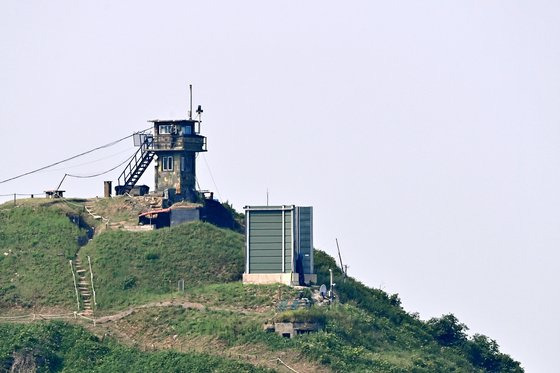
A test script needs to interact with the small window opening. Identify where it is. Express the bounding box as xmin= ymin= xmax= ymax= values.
xmin=162 ymin=156 xmax=174 ymax=171
xmin=160 ymin=125 xmax=172 ymax=134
